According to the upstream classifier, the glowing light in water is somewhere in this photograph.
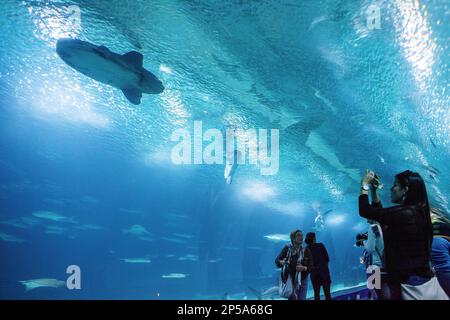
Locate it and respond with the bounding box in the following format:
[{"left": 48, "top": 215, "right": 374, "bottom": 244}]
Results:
[
  {"left": 263, "top": 234, "right": 290, "bottom": 243},
  {"left": 394, "top": 0, "right": 436, "bottom": 92},
  {"left": 268, "top": 201, "right": 305, "bottom": 217},
  {"left": 162, "top": 273, "right": 187, "bottom": 279},
  {"left": 241, "top": 181, "right": 277, "bottom": 203},
  {"left": 352, "top": 221, "right": 368, "bottom": 232},
  {"left": 159, "top": 64, "right": 173, "bottom": 74},
  {"left": 30, "top": 4, "right": 82, "bottom": 46},
  {"left": 326, "top": 214, "right": 346, "bottom": 226},
  {"left": 143, "top": 148, "right": 172, "bottom": 166},
  {"left": 160, "top": 89, "right": 191, "bottom": 126},
  {"left": 32, "top": 83, "right": 110, "bottom": 129}
]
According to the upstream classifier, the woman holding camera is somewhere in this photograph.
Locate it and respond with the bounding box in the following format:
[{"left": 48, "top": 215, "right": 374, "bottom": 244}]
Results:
[{"left": 359, "top": 170, "right": 447, "bottom": 300}]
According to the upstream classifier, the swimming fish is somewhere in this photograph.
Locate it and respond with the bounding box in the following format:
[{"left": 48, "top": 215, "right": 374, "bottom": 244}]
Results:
[{"left": 56, "top": 38, "right": 164, "bottom": 105}]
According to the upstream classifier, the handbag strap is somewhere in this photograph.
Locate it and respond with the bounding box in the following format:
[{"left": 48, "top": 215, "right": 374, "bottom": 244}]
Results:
[{"left": 281, "top": 245, "right": 298, "bottom": 287}]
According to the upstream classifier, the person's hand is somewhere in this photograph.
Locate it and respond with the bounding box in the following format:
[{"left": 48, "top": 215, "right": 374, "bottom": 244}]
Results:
[
  {"left": 370, "top": 173, "right": 382, "bottom": 190},
  {"left": 279, "top": 259, "right": 287, "bottom": 266},
  {"left": 361, "top": 169, "right": 375, "bottom": 186},
  {"left": 296, "top": 264, "right": 307, "bottom": 272}
]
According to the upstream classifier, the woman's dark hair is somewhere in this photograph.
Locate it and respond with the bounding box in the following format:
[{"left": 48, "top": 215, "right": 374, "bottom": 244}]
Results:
[
  {"left": 395, "top": 171, "right": 432, "bottom": 242},
  {"left": 305, "top": 232, "right": 316, "bottom": 246},
  {"left": 395, "top": 170, "right": 429, "bottom": 210}
]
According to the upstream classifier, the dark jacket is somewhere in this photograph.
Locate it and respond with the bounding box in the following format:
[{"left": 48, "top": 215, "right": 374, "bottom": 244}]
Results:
[
  {"left": 307, "top": 243, "right": 331, "bottom": 281},
  {"left": 359, "top": 194, "right": 433, "bottom": 282},
  {"left": 275, "top": 244, "right": 313, "bottom": 282}
]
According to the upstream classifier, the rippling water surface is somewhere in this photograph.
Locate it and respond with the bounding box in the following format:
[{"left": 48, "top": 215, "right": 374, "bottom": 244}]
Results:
[{"left": 0, "top": 0, "right": 448, "bottom": 299}]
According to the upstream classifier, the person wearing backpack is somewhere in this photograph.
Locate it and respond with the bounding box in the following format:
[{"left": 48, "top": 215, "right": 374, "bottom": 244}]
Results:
[
  {"left": 305, "top": 232, "right": 332, "bottom": 300},
  {"left": 363, "top": 220, "right": 389, "bottom": 299},
  {"left": 355, "top": 232, "right": 375, "bottom": 300},
  {"left": 275, "top": 229, "right": 313, "bottom": 300}
]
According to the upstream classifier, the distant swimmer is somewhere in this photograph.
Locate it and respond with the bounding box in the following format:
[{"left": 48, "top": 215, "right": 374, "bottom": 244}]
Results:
[
  {"left": 56, "top": 38, "right": 164, "bottom": 105},
  {"left": 224, "top": 150, "right": 241, "bottom": 184},
  {"left": 314, "top": 209, "right": 332, "bottom": 232}
]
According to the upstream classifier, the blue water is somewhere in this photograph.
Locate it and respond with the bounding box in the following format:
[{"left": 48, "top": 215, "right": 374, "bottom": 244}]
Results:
[{"left": 0, "top": 0, "right": 449, "bottom": 299}]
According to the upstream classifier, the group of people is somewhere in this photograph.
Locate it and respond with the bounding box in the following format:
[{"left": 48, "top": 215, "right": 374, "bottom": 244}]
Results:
[
  {"left": 275, "top": 230, "right": 332, "bottom": 300},
  {"left": 275, "top": 169, "right": 450, "bottom": 300}
]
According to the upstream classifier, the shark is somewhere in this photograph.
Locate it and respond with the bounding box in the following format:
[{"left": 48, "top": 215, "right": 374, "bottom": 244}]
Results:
[
  {"left": 306, "top": 131, "right": 360, "bottom": 182},
  {"left": 263, "top": 234, "right": 290, "bottom": 243},
  {"left": 32, "top": 211, "right": 76, "bottom": 224},
  {"left": 44, "top": 225, "right": 67, "bottom": 235},
  {"left": 172, "top": 233, "right": 194, "bottom": 239},
  {"left": 0, "top": 233, "right": 25, "bottom": 243},
  {"left": 208, "top": 258, "right": 223, "bottom": 264},
  {"left": 248, "top": 286, "right": 280, "bottom": 300},
  {"left": 161, "top": 273, "right": 188, "bottom": 279},
  {"left": 56, "top": 38, "right": 164, "bottom": 105},
  {"left": 121, "top": 258, "right": 152, "bottom": 264},
  {"left": 19, "top": 278, "right": 66, "bottom": 292},
  {"left": 0, "top": 219, "right": 28, "bottom": 229},
  {"left": 178, "top": 254, "right": 198, "bottom": 262},
  {"left": 122, "top": 224, "right": 151, "bottom": 236},
  {"left": 75, "top": 224, "right": 104, "bottom": 231}
]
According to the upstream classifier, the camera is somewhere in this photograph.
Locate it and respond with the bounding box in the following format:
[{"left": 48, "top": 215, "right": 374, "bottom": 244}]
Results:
[
  {"left": 366, "top": 169, "right": 383, "bottom": 190},
  {"left": 371, "top": 173, "right": 383, "bottom": 189},
  {"left": 355, "top": 232, "right": 368, "bottom": 247}
]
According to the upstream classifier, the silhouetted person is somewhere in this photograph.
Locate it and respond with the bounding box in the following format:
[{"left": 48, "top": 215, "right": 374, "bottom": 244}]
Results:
[{"left": 305, "top": 232, "right": 332, "bottom": 300}]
